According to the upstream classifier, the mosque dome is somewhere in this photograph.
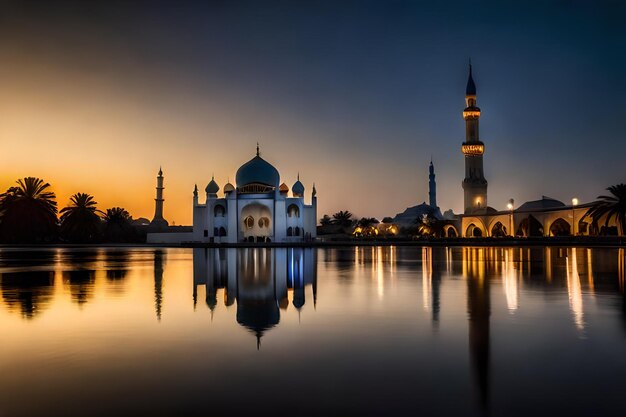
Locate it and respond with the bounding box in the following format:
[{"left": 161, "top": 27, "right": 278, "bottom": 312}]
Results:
[
  {"left": 279, "top": 183, "right": 289, "bottom": 194},
  {"left": 205, "top": 177, "right": 220, "bottom": 194},
  {"left": 235, "top": 154, "right": 280, "bottom": 189},
  {"left": 292, "top": 177, "right": 305, "bottom": 196},
  {"left": 224, "top": 182, "right": 235, "bottom": 194}
]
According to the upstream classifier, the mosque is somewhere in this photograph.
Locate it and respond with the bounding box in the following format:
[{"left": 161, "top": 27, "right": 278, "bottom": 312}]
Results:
[
  {"left": 147, "top": 146, "right": 317, "bottom": 243},
  {"left": 192, "top": 145, "right": 317, "bottom": 243}
]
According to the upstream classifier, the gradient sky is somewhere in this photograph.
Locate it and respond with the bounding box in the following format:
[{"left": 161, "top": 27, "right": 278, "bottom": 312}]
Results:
[{"left": 1, "top": 0, "right": 625, "bottom": 224}]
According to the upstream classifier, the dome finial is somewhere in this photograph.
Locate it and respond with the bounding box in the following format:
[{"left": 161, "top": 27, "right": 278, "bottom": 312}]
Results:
[
  {"left": 297, "top": 172, "right": 300, "bottom": 181},
  {"left": 256, "top": 142, "right": 260, "bottom": 157}
]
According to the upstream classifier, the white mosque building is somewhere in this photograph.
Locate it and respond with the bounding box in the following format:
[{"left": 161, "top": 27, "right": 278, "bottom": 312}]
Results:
[
  {"left": 148, "top": 146, "right": 317, "bottom": 244},
  {"left": 192, "top": 146, "right": 317, "bottom": 243}
]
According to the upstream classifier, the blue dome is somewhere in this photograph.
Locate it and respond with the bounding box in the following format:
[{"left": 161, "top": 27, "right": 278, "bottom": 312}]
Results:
[
  {"left": 205, "top": 178, "right": 219, "bottom": 194},
  {"left": 292, "top": 180, "right": 305, "bottom": 195},
  {"left": 236, "top": 155, "right": 280, "bottom": 188}
]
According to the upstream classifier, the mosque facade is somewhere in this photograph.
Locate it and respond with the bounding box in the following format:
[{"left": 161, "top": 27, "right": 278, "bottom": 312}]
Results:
[{"left": 192, "top": 146, "right": 317, "bottom": 243}]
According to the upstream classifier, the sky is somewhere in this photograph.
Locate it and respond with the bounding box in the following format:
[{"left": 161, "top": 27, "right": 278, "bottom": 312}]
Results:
[{"left": 1, "top": 0, "right": 625, "bottom": 224}]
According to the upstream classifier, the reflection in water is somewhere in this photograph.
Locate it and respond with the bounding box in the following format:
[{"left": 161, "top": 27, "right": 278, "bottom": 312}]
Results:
[
  {"left": 193, "top": 248, "right": 317, "bottom": 348},
  {"left": 463, "top": 248, "right": 490, "bottom": 410},
  {"left": 1, "top": 247, "right": 626, "bottom": 416},
  {"left": 566, "top": 248, "right": 585, "bottom": 333},
  {"left": 503, "top": 248, "right": 519, "bottom": 312},
  {"left": 154, "top": 250, "right": 165, "bottom": 321},
  {"left": 0, "top": 270, "right": 55, "bottom": 319}
]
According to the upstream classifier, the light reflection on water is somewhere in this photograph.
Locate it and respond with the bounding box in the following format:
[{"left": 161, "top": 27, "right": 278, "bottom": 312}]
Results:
[{"left": 0, "top": 246, "right": 625, "bottom": 417}]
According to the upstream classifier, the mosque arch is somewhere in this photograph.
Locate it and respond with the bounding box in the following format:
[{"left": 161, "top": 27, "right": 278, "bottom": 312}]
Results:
[
  {"left": 444, "top": 225, "right": 458, "bottom": 238},
  {"left": 219, "top": 227, "right": 227, "bottom": 237},
  {"left": 287, "top": 227, "right": 293, "bottom": 236},
  {"left": 294, "top": 227, "right": 301, "bottom": 236},
  {"left": 548, "top": 218, "right": 571, "bottom": 236},
  {"left": 490, "top": 221, "right": 508, "bottom": 237},
  {"left": 241, "top": 204, "right": 272, "bottom": 239},
  {"left": 465, "top": 223, "right": 483, "bottom": 238},
  {"left": 214, "top": 205, "right": 226, "bottom": 217},
  {"left": 516, "top": 215, "right": 543, "bottom": 237},
  {"left": 287, "top": 204, "right": 300, "bottom": 218}
]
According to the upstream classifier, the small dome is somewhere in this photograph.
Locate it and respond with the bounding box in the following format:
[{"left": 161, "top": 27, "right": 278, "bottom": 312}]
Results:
[
  {"left": 292, "top": 180, "right": 305, "bottom": 196},
  {"left": 279, "top": 183, "right": 289, "bottom": 193},
  {"left": 236, "top": 154, "right": 280, "bottom": 189},
  {"left": 205, "top": 178, "right": 220, "bottom": 194},
  {"left": 224, "top": 182, "right": 235, "bottom": 193}
]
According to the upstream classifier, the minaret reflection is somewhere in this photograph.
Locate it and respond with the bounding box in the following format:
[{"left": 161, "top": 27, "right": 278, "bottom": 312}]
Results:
[
  {"left": 463, "top": 247, "right": 490, "bottom": 410},
  {"left": 192, "top": 248, "right": 317, "bottom": 348},
  {"left": 422, "top": 247, "right": 443, "bottom": 329},
  {"left": 154, "top": 250, "right": 165, "bottom": 321}
]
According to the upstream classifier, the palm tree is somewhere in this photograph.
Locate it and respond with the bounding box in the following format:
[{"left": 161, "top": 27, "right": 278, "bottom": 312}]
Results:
[
  {"left": 60, "top": 193, "right": 103, "bottom": 242},
  {"left": 0, "top": 177, "right": 58, "bottom": 243},
  {"left": 332, "top": 210, "right": 354, "bottom": 227},
  {"left": 103, "top": 207, "right": 136, "bottom": 242},
  {"left": 584, "top": 184, "right": 626, "bottom": 235},
  {"left": 320, "top": 214, "right": 333, "bottom": 226}
]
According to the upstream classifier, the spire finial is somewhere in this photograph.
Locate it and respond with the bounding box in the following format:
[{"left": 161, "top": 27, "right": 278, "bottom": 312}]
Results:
[
  {"left": 193, "top": 184, "right": 198, "bottom": 196},
  {"left": 297, "top": 172, "right": 300, "bottom": 181},
  {"left": 158, "top": 166, "right": 163, "bottom": 176},
  {"left": 256, "top": 142, "right": 260, "bottom": 157}
]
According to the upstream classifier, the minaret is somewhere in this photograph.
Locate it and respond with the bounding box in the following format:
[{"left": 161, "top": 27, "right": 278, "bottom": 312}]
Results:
[
  {"left": 150, "top": 167, "right": 169, "bottom": 227},
  {"left": 461, "top": 62, "right": 488, "bottom": 213},
  {"left": 429, "top": 159, "right": 437, "bottom": 209}
]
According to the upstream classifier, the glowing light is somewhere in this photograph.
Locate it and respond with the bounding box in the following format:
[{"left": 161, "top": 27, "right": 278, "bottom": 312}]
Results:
[
  {"left": 572, "top": 198, "right": 579, "bottom": 206},
  {"left": 462, "top": 143, "right": 484, "bottom": 155},
  {"left": 566, "top": 248, "right": 585, "bottom": 333}
]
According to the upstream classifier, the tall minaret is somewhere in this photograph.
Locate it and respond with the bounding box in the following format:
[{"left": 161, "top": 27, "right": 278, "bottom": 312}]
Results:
[
  {"left": 429, "top": 159, "right": 437, "bottom": 209},
  {"left": 150, "top": 167, "right": 169, "bottom": 227},
  {"left": 461, "top": 62, "right": 488, "bottom": 213}
]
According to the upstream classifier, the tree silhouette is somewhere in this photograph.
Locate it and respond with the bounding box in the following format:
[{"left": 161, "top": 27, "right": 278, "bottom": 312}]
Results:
[
  {"left": 0, "top": 177, "right": 58, "bottom": 243},
  {"left": 60, "top": 193, "right": 103, "bottom": 242},
  {"left": 103, "top": 207, "right": 136, "bottom": 242},
  {"left": 332, "top": 210, "right": 354, "bottom": 227},
  {"left": 585, "top": 184, "right": 626, "bottom": 235}
]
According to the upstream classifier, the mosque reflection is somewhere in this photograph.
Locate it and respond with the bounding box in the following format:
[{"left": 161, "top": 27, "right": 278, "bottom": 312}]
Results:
[{"left": 193, "top": 248, "right": 317, "bottom": 348}]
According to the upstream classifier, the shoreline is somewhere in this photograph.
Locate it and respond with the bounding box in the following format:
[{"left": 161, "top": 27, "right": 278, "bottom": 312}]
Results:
[{"left": 0, "top": 237, "right": 624, "bottom": 249}]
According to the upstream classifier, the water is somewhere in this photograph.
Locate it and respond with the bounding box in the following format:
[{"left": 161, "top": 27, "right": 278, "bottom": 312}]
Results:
[{"left": 0, "top": 246, "right": 625, "bottom": 417}]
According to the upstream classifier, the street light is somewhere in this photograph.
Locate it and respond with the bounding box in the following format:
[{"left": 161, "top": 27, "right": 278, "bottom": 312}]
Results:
[
  {"left": 572, "top": 198, "right": 579, "bottom": 236},
  {"left": 507, "top": 198, "right": 514, "bottom": 237}
]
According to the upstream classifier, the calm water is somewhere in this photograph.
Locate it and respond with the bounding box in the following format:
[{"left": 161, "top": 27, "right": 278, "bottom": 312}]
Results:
[{"left": 0, "top": 246, "right": 625, "bottom": 417}]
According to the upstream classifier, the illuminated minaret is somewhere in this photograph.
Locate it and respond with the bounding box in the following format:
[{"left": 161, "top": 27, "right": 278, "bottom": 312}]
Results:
[
  {"left": 150, "top": 167, "right": 169, "bottom": 228},
  {"left": 429, "top": 159, "right": 437, "bottom": 209},
  {"left": 461, "top": 63, "right": 488, "bottom": 213}
]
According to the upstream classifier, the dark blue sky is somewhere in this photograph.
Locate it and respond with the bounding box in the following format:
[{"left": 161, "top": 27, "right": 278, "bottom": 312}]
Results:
[{"left": 1, "top": 0, "right": 625, "bottom": 221}]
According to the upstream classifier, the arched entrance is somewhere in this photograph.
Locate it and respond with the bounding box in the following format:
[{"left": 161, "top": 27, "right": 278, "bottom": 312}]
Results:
[
  {"left": 466, "top": 223, "right": 483, "bottom": 238},
  {"left": 549, "top": 218, "right": 571, "bottom": 236},
  {"left": 240, "top": 204, "right": 272, "bottom": 241},
  {"left": 445, "top": 225, "right": 458, "bottom": 238},
  {"left": 517, "top": 215, "right": 543, "bottom": 237},
  {"left": 490, "top": 222, "right": 507, "bottom": 237}
]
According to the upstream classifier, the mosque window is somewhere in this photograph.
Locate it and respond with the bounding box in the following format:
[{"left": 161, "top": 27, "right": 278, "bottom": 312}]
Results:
[
  {"left": 287, "top": 227, "right": 293, "bottom": 236},
  {"left": 258, "top": 217, "right": 270, "bottom": 228},
  {"left": 244, "top": 216, "right": 254, "bottom": 229},
  {"left": 214, "top": 205, "right": 226, "bottom": 217},
  {"left": 203, "top": 230, "right": 208, "bottom": 237},
  {"left": 294, "top": 226, "right": 301, "bottom": 236},
  {"left": 288, "top": 204, "right": 300, "bottom": 218}
]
